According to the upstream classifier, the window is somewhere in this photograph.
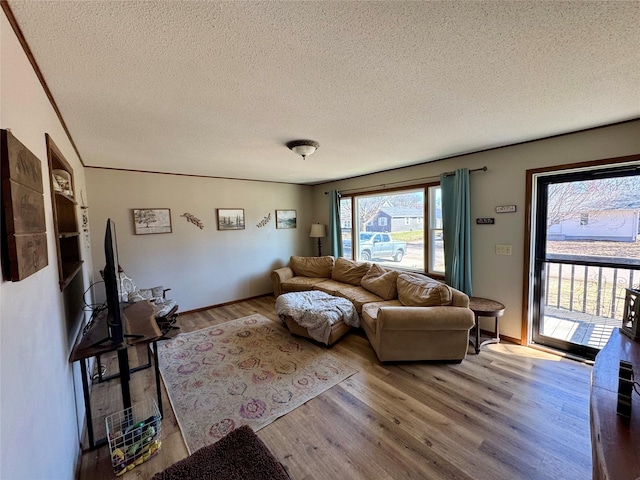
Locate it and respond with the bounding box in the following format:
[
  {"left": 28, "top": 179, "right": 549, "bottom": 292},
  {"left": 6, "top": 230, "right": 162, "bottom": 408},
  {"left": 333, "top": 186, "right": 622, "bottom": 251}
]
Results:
[
  {"left": 339, "top": 185, "right": 443, "bottom": 275},
  {"left": 580, "top": 212, "right": 589, "bottom": 226},
  {"left": 428, "top": 186, "right": 444, "bottom": 274},
  {"left": 340, "top": 197, "right": 353, "bottom": 257}
]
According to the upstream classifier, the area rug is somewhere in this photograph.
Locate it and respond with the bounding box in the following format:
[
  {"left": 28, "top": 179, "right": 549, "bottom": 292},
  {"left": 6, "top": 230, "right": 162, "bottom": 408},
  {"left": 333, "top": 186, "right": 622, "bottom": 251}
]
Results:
[{"left": 157, "top": 314, "right": 357, "bottom": 453}]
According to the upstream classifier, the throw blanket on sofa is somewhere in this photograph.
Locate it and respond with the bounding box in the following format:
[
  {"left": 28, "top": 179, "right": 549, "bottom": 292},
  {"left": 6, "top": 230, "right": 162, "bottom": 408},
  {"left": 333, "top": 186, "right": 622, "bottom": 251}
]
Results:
[{"left": 275, "top": 290, "right": 360, "bottom": 344}]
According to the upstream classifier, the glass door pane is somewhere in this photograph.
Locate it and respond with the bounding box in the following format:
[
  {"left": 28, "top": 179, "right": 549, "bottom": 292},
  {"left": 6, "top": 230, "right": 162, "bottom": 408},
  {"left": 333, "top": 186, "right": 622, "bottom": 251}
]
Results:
[{"left": 532, "top": 168, "right": 640, "bottom": 359}]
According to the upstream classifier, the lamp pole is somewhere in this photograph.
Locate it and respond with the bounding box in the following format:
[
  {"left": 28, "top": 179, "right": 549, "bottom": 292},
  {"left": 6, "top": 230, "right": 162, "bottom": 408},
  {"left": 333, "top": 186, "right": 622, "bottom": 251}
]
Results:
[{"left": 309, "top": 224, "right": 327, "bottom": 257}]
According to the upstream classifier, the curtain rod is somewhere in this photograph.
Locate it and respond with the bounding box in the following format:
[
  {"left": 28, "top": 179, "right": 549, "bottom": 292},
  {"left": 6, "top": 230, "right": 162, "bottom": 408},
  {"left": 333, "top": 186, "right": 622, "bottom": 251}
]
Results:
[{"left": 324, "top": 166, "right": 487, "bottom": 195}]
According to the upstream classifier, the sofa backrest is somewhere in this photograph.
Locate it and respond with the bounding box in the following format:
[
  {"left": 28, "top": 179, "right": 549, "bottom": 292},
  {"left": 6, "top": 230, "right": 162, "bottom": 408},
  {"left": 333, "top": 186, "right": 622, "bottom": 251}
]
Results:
[
  {"left": 290, "top": 255, "right": 335, "bottom": 278},
  {"left": 379, "top": 267, "right": 469, "bottom": 307},
  {"left": 332, "top": 257, "right": 371, "bottom": 286}
]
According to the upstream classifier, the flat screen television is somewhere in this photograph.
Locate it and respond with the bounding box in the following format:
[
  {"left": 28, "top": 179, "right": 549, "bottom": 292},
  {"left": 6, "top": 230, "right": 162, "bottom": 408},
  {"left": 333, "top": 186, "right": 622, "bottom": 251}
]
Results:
[{"left": 102, "top": 218, "right": 124, "bottom": 344}]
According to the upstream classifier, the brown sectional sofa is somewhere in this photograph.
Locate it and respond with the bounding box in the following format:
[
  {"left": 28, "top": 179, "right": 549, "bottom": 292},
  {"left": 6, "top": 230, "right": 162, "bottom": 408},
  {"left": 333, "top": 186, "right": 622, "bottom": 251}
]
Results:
[{"left": 271, "top": 256, "right": 475, "bottom": 362}]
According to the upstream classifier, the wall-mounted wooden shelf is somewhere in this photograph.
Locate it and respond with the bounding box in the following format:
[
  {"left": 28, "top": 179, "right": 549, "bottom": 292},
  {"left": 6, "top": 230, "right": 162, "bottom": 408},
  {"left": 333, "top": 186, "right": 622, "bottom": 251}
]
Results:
[{"left": 46, "top": 134, "right": 83, "bottom": 290}]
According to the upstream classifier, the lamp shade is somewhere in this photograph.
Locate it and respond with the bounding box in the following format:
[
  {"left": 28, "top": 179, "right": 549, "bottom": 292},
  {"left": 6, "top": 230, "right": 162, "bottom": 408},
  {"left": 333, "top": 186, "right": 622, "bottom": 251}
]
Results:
[
  {"left": 291, "top": 144, "right": 317, "bottom": 157},
  {"left": 286, "top": 140, "right": 320, "bottom": 160},
  {"left": 309, "top": 223, "right": 327, "bottom": 238}
]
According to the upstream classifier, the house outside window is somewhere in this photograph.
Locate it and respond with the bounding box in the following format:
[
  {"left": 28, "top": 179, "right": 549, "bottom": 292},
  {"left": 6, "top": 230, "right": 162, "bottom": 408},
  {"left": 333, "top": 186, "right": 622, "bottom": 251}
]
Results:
[{"left": 339, "top": 185, "right": 443, "bottom": 275}]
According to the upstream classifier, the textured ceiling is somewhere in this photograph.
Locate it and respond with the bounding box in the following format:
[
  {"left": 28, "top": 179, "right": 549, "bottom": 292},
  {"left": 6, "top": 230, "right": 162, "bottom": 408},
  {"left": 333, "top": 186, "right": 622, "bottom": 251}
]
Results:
[{"left": 6, "top": 1, "right": 640, "bottom": 184}]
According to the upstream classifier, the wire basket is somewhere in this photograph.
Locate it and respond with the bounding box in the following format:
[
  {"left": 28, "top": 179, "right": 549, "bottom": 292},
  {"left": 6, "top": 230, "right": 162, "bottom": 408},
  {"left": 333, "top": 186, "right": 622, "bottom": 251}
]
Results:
[{"left": 105, "top": 400, "right": 162, "bottom": 476}]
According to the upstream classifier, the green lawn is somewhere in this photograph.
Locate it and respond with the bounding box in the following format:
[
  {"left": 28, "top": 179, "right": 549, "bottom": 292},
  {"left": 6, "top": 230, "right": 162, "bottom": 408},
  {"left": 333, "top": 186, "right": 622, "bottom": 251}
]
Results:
[{"left": 389, "top": 230, "right": 423, "bottom": 242}]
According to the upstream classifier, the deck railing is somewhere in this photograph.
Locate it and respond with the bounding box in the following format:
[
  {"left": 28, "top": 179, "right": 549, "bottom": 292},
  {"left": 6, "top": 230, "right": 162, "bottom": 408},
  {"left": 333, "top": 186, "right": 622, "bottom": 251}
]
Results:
[{"left": 544, "top": 255, "right": 640, "bottom": 320}]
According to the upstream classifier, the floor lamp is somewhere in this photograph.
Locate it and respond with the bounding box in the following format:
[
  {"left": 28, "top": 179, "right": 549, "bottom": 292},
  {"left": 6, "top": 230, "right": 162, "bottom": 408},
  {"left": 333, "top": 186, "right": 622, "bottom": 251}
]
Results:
[{"left": 309, "top": 224, "right": 327, "bottom": 257}]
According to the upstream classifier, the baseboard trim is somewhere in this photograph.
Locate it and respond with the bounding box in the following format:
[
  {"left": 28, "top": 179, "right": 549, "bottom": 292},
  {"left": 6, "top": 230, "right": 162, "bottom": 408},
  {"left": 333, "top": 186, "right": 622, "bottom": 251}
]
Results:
[
  {"left": 477, "top": 329, "right": 520, "bottom": 346},
  {"left": 178, "top": 293, "right": 274, "bottom": 315}
]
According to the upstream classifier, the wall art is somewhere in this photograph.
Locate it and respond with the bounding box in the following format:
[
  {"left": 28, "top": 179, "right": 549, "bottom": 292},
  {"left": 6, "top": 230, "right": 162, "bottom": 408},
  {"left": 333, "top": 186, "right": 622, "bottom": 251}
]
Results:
[
  {"left": 181, "top": 213, "right": 204, "bottom": 229},
  {"left": 276, "top": 209, "right": 297, "bottom": 229},
  {"left": 133, "top": 208, "right": 172, "bottom": 234},
  {"left": 257, "top": 213, "right": 271, "bottom": 228},
  {"left": 217, "top": 208, "right": 245, "bottom": 230},
  {"left": 1, "top": 129, "right": 48, "bottom": 281}
]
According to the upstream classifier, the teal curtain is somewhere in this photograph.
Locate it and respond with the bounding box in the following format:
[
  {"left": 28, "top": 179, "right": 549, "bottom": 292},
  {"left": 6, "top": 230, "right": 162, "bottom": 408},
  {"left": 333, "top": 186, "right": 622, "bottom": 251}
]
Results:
[
  {"left": 439, "top": 168, "right": 473, "bottom": 296},
  {"left": 329, "top": 190, "right": 343, "bottom": 258}
]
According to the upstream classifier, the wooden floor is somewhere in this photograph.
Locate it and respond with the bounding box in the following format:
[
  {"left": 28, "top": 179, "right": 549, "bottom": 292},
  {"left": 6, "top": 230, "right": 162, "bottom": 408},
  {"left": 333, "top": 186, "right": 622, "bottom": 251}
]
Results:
[{"left": 78, "top": 296, "right": 593, "bottom": 480}]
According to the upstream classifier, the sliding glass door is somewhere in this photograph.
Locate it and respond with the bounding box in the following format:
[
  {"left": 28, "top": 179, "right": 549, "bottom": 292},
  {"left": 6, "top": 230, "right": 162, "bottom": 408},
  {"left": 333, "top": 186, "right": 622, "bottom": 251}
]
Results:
[{"left": 532, "top": 166, "right": 640, "bottom": 359}]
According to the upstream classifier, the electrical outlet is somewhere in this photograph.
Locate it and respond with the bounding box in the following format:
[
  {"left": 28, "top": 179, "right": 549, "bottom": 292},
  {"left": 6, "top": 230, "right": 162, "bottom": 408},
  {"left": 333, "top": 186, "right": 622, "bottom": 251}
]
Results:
[{"left": 496, "top": 244, "right": 512, "bottom": 255}]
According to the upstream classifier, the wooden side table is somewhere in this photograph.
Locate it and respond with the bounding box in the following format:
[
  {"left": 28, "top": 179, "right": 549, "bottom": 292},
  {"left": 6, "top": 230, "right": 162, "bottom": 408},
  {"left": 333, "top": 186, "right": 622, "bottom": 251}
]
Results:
[{"left": 469, "top": 297, "right": 505, "bottom": 354}]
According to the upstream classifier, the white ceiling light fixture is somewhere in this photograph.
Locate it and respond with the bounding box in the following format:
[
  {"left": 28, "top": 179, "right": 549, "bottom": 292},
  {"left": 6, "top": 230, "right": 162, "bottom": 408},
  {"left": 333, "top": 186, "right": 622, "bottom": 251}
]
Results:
[{"left": 286, "top": 140, "right": 320, "bottom": 160}]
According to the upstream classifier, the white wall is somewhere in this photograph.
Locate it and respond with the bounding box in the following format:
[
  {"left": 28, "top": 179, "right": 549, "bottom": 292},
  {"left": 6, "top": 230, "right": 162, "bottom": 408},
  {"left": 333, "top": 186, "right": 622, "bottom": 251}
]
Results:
[
  {"left": 85, "top": 169, "right": 314, "bottom": 311},
  {"left": 1, "top": 13, "right": 93, "bottom": 480},
  {"left": 313, "top": 120, "right": 640, "bottom": 341}
]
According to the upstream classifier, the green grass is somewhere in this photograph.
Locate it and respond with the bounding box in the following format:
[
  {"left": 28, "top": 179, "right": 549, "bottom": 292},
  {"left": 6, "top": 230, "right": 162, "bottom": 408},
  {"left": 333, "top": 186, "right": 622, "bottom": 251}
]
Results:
[
  {"left": 389, "top": 230, "right": 424, "bottom": 243},
  {"left": 546, "top": 276, "right": 628, "bottom": 319}
]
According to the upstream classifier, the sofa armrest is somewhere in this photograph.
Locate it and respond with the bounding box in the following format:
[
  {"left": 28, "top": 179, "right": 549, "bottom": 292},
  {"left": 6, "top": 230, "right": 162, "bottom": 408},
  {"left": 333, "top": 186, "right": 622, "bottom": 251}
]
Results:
[
  {"left": 271, "top": 267, "right": 294, "bottom": 297},
  {"left": 377, "top": 306, "right": 475, "bottom": 331},
  {"left": 450, "top": 289, "right": 470, "bottom": 308}
]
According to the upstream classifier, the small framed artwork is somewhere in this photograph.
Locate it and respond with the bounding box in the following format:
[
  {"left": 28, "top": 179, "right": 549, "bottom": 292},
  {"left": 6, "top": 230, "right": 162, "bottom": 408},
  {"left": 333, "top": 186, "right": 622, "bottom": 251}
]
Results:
[
  {"left": 276, "top": 209, "right": 297, "bottom": 229},
  {"left": 217, "top": 208, "right": 245, "bottom": 230},
  {"left": 133, "top": 208, "right": 172, "bottom": 235}
]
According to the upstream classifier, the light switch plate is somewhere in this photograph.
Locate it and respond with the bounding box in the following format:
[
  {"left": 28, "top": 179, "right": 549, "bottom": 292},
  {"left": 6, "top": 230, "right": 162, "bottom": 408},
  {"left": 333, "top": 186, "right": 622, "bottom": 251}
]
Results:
[{"left": 496, "top": 244, "right": 512, "bottom": 255}]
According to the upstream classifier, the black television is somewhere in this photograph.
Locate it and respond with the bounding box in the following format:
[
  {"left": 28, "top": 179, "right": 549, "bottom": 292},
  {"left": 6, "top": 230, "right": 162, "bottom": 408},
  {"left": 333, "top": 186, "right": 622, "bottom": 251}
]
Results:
[{"left": 102, "top": 218, "right": 124, "bottom": 344}]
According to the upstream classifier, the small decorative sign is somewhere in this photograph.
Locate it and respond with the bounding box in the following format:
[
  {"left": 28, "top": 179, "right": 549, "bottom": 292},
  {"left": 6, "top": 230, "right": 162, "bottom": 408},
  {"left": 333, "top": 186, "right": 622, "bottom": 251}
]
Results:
[
  {"left": 496, "top": 205, "right": 517, "bottom": 213},
  {"left": 476, "top": 218, "right": 495, "bottom": 225}
]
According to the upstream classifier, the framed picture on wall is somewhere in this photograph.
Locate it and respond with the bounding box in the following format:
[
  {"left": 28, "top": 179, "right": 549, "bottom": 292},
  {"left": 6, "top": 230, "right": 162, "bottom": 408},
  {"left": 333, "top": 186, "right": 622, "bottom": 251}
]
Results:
[
  {"left": 217, "top": 208, "right": 245, "bottom": 230},
  {"left": 133, "top": 208, "right": 172, "bottom": 235},
  {"left": 276, "top": 209, "right": 297, "bottom": 229}
]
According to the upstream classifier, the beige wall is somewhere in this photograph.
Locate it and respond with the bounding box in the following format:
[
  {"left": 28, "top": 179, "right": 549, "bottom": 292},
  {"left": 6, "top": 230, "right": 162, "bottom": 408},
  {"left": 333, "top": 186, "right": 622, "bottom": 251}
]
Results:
[
  {"left": 313, "top": 120, "right": 640, "bottom": 341},
  {"left": 85, "top": 169, "right": 314, "bottom": 311},
  {"left": 2, "top": 4, "right": 639, "bottom": 477},
  {"left": 1, "top": 13, "right": 93, "bottom": 480}
]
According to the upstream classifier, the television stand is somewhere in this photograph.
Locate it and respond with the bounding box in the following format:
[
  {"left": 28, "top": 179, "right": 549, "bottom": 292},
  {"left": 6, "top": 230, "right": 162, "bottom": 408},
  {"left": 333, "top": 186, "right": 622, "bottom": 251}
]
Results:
[
  {"left": 591, "top": 327, "right": 640, "bottom": 479},
  {"left": 90, "top": 331, "right": 144, "bottom": 349},
  {"left": 70, "top": 300, "right": 162, "bottom": 450}
]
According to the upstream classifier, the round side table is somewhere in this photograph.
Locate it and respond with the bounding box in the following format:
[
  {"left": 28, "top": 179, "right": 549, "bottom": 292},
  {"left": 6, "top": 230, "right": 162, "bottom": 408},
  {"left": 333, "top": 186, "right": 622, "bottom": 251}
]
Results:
[{"left": 469, "top": 297, "right": 505, "bottom": 354}]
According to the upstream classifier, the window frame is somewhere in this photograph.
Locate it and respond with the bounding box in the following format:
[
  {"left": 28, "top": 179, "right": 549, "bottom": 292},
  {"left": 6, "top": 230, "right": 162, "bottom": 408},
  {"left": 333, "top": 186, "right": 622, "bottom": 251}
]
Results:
[{"left": 338, "top": 182, "right": 443, "bottom": 278}]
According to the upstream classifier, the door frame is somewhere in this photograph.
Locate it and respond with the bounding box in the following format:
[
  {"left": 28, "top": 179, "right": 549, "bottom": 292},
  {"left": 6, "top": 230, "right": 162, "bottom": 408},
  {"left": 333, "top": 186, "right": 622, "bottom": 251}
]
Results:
[{"left": 522, "top": 154, "right": 640, "bottom": 349}]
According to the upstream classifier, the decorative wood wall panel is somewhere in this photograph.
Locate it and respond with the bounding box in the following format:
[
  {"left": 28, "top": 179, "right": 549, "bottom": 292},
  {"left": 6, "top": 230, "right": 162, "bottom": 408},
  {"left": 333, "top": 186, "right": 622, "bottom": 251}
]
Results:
[{"left": 1, "top": 129, "right": 48, "bottom": 281}]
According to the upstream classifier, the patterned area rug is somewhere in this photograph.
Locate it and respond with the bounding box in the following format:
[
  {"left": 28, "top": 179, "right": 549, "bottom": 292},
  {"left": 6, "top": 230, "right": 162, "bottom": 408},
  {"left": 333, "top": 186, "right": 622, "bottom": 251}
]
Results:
[{"left": 157, "top": 314, "right": 357, "bottom": 453}]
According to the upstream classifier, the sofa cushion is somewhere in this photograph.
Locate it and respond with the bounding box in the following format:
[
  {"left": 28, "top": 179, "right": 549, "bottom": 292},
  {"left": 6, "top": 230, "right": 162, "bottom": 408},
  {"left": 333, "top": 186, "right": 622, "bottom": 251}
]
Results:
[
  {"left": 312, "top": 279, "right": 356, "bottom": 296},
  {"left": 331, "top": 258, "right": 370, "bottom": 286},
  {"left": 335, "top": 286, "right": 383, "bottom": 314},
  {"left": 397, "top": 274, "right": 453, "bottom": 307},
  {"left": 290, "top": 256, "right": 334, "bottom": 278},
  {"left": 361, "top": 300, "right": 403, "bottom": 334},
  {"left": 360, "top": 264, "right": 399, "bottom": 300},
  {"left": 282, "top": 276, "right": 328, "bottom": 292}
]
